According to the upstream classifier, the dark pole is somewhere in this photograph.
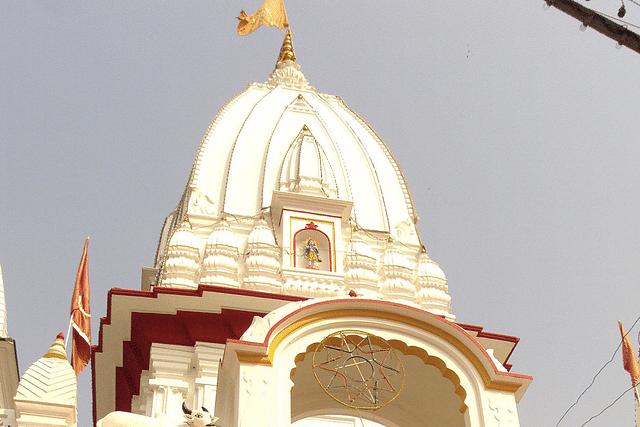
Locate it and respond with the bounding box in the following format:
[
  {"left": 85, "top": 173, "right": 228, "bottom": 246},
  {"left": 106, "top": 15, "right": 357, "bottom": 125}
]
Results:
[{"left": 545, "top": 0, "right": 640, "bottom": 54}]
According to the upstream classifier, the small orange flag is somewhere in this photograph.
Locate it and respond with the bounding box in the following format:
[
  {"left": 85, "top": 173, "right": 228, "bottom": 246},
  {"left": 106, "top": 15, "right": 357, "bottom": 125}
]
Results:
[
  {"left": 618, "top": 320, "right": 640, "bottom": 393},
  {"left": 70, "top": 238, "right": 91, "bottom": 377},
  {"left": 237, "top": 0, "right": 289, "bottom": 36}
]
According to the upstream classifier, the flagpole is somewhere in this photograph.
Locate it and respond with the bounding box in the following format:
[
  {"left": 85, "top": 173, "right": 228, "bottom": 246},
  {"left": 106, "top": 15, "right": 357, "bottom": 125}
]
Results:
[
  {"left": 64, "top": 316, "right": 73, "bottom": 350},
  {"left": 635, "top": 385, "right": 639, "bottom": 427}
]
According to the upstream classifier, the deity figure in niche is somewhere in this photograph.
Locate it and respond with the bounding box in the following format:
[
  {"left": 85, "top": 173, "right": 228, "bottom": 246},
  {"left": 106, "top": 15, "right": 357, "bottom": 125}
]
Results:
[{"left": 303, "top": 238, "right": 322, "bottom": 269}]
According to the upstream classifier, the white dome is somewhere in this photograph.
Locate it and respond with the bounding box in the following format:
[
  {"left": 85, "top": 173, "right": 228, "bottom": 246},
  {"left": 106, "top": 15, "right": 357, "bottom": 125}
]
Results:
[
  {"left": 15, "top": 334, "right": 77, "bottom": 406},
  {"left": 183, "top": 36, "right": 419, "bottom": 243},
  {"left": 150, "top": 33, "right": 453, "bottom": 315}
]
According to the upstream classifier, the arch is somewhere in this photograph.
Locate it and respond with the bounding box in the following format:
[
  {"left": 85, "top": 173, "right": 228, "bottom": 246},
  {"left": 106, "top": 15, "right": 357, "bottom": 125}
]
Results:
[
  {"left": 222, "top": 299, "right": 531, "bottom": 427},
  {"left": 241, "top": 300, "right": 529, "bottom": 393}
]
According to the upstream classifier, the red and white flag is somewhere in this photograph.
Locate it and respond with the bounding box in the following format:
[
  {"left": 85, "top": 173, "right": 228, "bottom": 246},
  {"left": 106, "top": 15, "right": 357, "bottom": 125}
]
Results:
[{"left": 70, "top": 238, "right": 91, "bottom": 377}]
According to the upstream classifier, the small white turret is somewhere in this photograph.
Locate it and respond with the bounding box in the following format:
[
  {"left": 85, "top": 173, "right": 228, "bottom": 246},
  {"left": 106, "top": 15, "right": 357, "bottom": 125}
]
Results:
[
  {"left": 344, "top": 228, "right": 379, "bottom": 298},
  {"left": 414, "top": 248, "right": 454, "bottom": 321},
  {"left": 279, "top": 125, "right": 337, "bottom": 198},
  {"left": 379, "top": 238, "right": 415, "bottom": 304},
  {"left": 201, "top": 218, "right": 239, "bottom": 288},
  {"left": 161, "top": 217, "right": 200, "bottom": 289},
  {"left": 243, "top": 217, "right": 282, "bottom": 293},
  {"left": 14, "top": 333, "right": 77, "bottom": 427}
]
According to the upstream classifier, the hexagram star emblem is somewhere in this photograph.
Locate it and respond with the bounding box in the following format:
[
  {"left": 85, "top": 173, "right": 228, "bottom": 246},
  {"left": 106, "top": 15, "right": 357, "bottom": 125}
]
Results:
[{"left": 313, "top": 331, "right": 404, "bottom": 409}]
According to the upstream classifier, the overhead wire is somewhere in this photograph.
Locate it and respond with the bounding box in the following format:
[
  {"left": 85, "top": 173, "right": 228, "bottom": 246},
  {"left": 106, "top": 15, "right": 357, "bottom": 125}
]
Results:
[
  {"left": 555, "top": 314, "right": 640, "bottom": 427},
  {"left": 579, "top": 384, "right": 636, "bottom": 426}
]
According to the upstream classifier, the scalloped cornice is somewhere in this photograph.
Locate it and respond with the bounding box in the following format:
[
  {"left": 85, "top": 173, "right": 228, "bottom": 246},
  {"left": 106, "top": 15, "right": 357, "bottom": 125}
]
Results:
[{"left": 266, "top": 61, "right": 314, "bottom": 90}]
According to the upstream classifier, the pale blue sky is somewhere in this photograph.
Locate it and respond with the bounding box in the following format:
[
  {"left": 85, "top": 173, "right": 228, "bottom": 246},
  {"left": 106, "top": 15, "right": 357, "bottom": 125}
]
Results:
[{"left": 2, "top": 1, "right": 640, "bottom": 426}]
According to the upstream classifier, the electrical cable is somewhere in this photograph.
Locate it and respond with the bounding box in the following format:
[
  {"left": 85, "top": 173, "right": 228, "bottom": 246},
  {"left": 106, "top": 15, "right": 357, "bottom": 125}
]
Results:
[
  {"left": 580, "top": 384, "right": 636, "bottom": 426},
  {"left": 555, "top": 315, "right": 640, "bottom": 427}
]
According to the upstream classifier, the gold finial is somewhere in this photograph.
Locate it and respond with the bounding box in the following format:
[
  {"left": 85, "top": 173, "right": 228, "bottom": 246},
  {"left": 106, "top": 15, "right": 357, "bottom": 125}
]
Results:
[
  {"left": 44, "top": 333, "right": 68, "bottom": 360},
  {"left": 387, "top": 237, "right": 393, "bottom": 243},
  {"left": 421, "top": 245, "right": 426, "bottom": 254},
  {"left": 277, "top": 29, "right": 296, "bottom": 63},
  {"left": 302, "top": 124, "right": 309, "bottom": 131},
  {"left": 297, "top": 94, "right": 303, "bottom": 100}
]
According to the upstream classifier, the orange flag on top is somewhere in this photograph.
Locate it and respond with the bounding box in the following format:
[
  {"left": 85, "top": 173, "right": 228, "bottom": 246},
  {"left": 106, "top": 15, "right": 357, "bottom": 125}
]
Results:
[
  {"left": 237, "top": 0, "right": 289, "bottom": 36},
  {"left": 70, "top": 238, "right": 91, "bottom": 377},
  {"left": 618, "top": 320, "right": 640, "bottom": 395}
]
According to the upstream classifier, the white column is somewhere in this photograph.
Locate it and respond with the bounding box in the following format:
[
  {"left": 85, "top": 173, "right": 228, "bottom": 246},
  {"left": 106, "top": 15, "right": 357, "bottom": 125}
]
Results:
[
  {"left": 193, "top": 342, "right": 225, "bottom": 413},
  {"left": 146, "top": 344, "right": 193, "bottom": 421}
]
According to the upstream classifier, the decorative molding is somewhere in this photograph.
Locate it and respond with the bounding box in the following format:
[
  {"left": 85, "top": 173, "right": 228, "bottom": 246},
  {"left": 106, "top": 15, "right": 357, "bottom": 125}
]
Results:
[
  {"left": 239, "top": 371, "right": 272, "bottom": 427},
  {"left": 188, "top": 188, "right": 218, "bottom": 217},
  {"left": 489, "top": 397, "right": 517, "bottom": 427},
  {"left": 393, "top": 217, "right": 416, "bottom": 241},
  {"left": 282, "top": 271, "right": 345, "bottom": 298},
  {"left": 236, "top": 299, "right": 532, "bottom": 397},
  {"left": 287, "top": 94, "right": 316, "bottom": 114},
  {"left": 266, "top": 61, "right": 313, "bottom": 91}
]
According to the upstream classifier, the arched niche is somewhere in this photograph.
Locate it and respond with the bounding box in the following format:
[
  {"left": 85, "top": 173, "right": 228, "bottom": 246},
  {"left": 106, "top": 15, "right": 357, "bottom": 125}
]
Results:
[
  {"left": 293, "top": 223, "right": 332, "bottom": 272},
  {"left": 289, "top": 337, "right": 467, "bottom": 427}
]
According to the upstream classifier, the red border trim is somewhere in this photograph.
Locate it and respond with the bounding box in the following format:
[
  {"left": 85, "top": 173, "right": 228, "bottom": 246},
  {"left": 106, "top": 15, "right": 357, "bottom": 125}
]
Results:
[
  {"left": 279, "top": 208, "right": 342, "bottom": 226},
  {"left": 91, "top": 285, "right": 306, "bottom": 425},
  {"left": 456, "top": 322, "right": 520, "bottom": 370},
  {"left": 234, "top": 298, "right": 531, "bottom": 382}
]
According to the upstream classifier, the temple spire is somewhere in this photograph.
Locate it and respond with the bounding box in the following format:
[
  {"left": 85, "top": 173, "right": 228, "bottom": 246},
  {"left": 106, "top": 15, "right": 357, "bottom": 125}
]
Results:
[
  {"left": 277, "top": 29, "right": 296, "bottom": 63},
  {"left": 267, "top": 28, "right": 311, "bottom": 89}
]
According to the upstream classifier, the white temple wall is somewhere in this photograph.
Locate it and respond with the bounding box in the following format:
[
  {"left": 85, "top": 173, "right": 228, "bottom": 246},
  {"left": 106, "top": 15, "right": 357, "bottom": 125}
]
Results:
[{"left": 214, "top": 305, "right": 526, "bottom": 427}]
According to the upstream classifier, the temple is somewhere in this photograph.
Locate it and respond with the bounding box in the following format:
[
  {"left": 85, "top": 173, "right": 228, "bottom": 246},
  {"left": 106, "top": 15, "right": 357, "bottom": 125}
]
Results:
[{"left": 2, "top": 31, "right": 532, "bottom": 427}]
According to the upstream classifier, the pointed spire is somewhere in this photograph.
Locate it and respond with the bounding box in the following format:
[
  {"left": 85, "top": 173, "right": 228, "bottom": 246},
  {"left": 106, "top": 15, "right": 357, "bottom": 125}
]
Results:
[
  {"left": 267, "top": 29, "right": 312, "bottom": 89},
  {"left": 44, "top": 333, "right": 68, "bottom": 360},
  {"left": 277, "top": 29, "right": 296, "bottom": 63}
]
